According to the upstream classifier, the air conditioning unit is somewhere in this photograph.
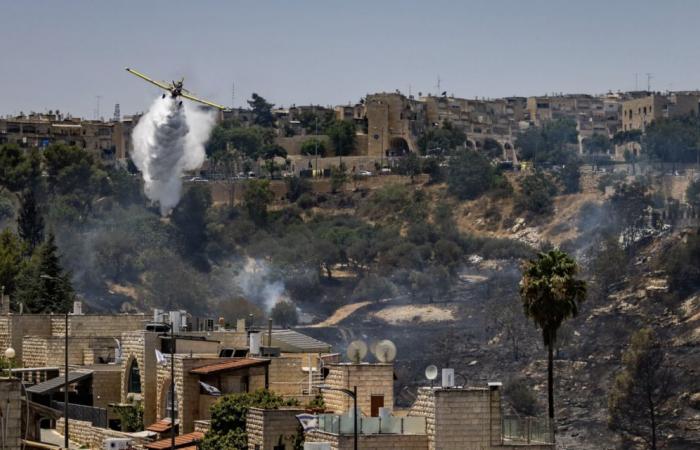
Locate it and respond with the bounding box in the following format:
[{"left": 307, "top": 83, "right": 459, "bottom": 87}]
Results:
[{"left": 104, "top": 438, "right": 133, "bottom": 449}]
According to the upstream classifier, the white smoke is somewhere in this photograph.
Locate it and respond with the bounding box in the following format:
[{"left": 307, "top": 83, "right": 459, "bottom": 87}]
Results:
[
  {"left": 130, "top": 96, "right": 216, "bottom": 215},
  {"left": 234, "top": 258, "right": 288, "bottom": 311}
]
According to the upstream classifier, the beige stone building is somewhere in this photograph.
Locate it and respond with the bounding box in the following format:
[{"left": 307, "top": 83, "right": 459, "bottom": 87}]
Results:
[
  {"left": 0, "top": 112, "right": 133, "bottom": 164},
  {"left": 621, "top": 92, "right": 700, "bottom": 132}
]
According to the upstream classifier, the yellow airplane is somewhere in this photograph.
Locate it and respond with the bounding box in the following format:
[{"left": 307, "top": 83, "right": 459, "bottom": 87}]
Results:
[{"left": 125, "top": 67, "right": 226, "bottom": 110}]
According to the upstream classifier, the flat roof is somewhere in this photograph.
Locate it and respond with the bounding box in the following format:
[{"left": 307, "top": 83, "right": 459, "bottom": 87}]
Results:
[
  {"left": 190, "top": 358, "right": 269, "bottom": 375},
  {"left": 271, "top": 329, "right": 331, "bottom": 353},
  {"left": 26, "top": 371, "right": 93, "bottom": 395}
]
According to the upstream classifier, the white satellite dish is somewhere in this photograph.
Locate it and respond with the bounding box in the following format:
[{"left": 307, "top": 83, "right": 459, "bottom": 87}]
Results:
[
  {"left": 347, "top": 340, "right": 368, "bottom": 363},
  {"left": 374, "top": 339, "right": 397, "bottom": 363},
  {"left": 425, "top": 365, "right": 438, "bottom": 381}
]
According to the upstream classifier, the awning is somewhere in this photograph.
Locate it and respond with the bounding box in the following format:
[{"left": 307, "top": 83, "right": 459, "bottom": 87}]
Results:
[
  {"left": 144, "top": 431, "right": 204, "bottom": 449},
  {"left": 146, "top": 418, "right": 177, "bottom": 433},
  {"left": 26, "top": 371, "right": 93, "bottom": 395}
]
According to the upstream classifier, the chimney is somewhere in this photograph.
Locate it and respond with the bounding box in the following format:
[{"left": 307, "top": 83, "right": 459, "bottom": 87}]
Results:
[{"left": 236, "top": 318, "right": 246, "bottom": 333}]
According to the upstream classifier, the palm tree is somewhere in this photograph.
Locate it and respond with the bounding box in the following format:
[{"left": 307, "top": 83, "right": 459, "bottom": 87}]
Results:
[{"left": 519, "top": 249, "right": 586, "bottom": 429}]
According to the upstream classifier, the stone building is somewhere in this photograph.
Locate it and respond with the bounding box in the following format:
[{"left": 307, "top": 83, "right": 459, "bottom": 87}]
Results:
[
  {"left": 621, "top": 92, "right": 700, "bottom": 132},
  {"left": 246, "top": 407, "right": 305, "bottom": 450},
  {"left": 365, "top": 92, "right": 425, "bottom": 157},
  {"left": 0, "top": 112, "right": 132, "bottom": 164},
  {"left": 322, "top": 363, "right": 394, "bottom": 417}
]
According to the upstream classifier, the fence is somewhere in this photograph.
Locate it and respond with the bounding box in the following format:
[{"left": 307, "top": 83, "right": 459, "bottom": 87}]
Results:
[
  {"left": 52, "top": 401, "right": 108, "bottom": 428},
  {"left": 317, "top": 414, "right": 426, "bottom": 435},
  {"left": 502, "top": 416, "right": 554, "bottom": 444}
]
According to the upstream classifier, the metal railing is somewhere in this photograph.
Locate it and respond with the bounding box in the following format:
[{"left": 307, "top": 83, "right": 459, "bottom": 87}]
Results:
[
  {"left": 52, "top": 401, "right": 108, "bottom": 428},
  {"left": 317, "top": 414, "right": 426, "bottom": 436},
  {"left": 502, "top": 416, "right": 554, "bottom": 444}
]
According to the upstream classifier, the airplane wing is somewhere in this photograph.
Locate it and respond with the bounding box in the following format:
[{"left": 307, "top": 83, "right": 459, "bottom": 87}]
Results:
[
  {"left": 125, "top": 67, "right": 173, "bottom": 91},
  {"left": 180, "top": 92, "right": 226, "bottom": 110}
]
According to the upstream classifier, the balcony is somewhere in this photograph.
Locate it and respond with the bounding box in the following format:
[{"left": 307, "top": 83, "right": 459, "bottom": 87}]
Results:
[{"left": 316, "top": 413, "right": 426, "bottom": 435}]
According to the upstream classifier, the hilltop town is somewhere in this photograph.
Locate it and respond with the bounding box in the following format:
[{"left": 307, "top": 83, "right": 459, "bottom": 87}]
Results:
[{"left": 0, "top": 85, "right": 700, "bottom": 450}]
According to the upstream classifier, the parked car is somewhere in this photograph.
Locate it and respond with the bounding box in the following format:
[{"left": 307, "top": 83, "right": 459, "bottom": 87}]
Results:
[{"left": 358, "top": 170, "right": 373, "bottom": 177}]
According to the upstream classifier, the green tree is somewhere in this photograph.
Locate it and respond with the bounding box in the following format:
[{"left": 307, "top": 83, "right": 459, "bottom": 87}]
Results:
[
  {"left": 686, "top": 179, "right": 700, "bottom": 208},
  {"left": 609, "top": 328, "right": 671, "bottom": 450},
  {"left": 270, "top": 301, "right": 298, "bottom": 328},
  {"left": 396, "top": 153, "right": 422, "bottom": 181},
  {"left": 0, "top": 230, "right": 24, "bottom": 300},
  {"left": 515, "top": 172, "right": 558, "bottom": 216},
  {"left": 300, "top": 138, "right": 327, "bottom": 157},
  {"left": 520, "top": 249, "right": 586, "bottom": 424},
  {"left": 557, "top": 159, "right": 582, "bottom": 194},
  {"left": 17, "top": 189, "right": 44, "bottom": 253},
  {"left": 248, "top": 93, "right": 275, "bottom": 127},
  {"left": 244, "top": 179, "right": 274, "bottom": 226},
  {"left": 584, "top": 133, "right": 611, "bottom": 154},
  {"left": 14, "top": 233, "right": 73, "bottom": 313},
  {"left": 516, "top": 118, "right": 578, "bottom": 165},
  {"left": 482, "top": 137, "right": 504, "bottom": 159},
  {"left": 325, "top": 120, "right": 356, "bottom": 156},
  {"left": 285, "top": 176, "right": 311, "bottom": 202},
  {"left": 330, "top": 163, "right": 348, "bottom": 194},
  {"left": 447, "top": 149, "right": 496, "bottom": 200},
  {"left": 0, "top": 144, "right": 40, "bottom": 193},
  {"left": 201, "top": 390, "right": 299, "bottom": 450},
  {"left": 417, "top": 121, "right": 466, "bottom": 155},
  {"left": 171, "top": 185, "right": 212, "bottom": 267},
  {"left": 643, "top": 114, "right": 700, "bottom": 164}
]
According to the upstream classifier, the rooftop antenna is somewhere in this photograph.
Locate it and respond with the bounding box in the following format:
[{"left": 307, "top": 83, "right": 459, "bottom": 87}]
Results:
[
  {"left": 635, "top": 73, "right": 639, "bottom": 91},
  {"left": 346, "top": 340, "right": 368, "bottom": 364},
  {"left": 231, "top": 82, "right": 235, "bottom": 109},
  {"left": 372, "top": 339, "right": 397, "bottom": 363},
  {"left": 113, "top": 103, "right": 121, "bottom": 122},
  {"left": 436, "top": 75, "right": 441, "bottom": 96},
  {"left": 95, "top": 95, "right": 102, "bottom": 120},
  {"left": 646, "top": 73, "right": 653, "bottom": 92}
]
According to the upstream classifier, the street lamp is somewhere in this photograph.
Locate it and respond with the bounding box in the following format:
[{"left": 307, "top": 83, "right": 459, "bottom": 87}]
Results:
[
  {"left": 318, "top": 385, "right": 358, "bottom": 450},
  {"left": 40, "top": 274, "right": 69, "bottom": 449},
  {"left": 4, "top": 348, "right": 15, "bottom": 378}
]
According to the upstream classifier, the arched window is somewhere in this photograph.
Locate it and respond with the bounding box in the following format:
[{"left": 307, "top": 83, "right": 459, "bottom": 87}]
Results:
[{"left": 128, "top": 360, "right": 141, "bottom": 393}]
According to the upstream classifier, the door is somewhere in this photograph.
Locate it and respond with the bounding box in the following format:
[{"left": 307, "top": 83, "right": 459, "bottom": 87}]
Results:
[{"left": 370, "top": 395, "right": 384, "bottom": 417}]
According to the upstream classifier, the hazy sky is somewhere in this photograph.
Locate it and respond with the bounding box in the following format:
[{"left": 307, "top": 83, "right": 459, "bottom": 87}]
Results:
[{"left": 2, "top": 0, "right": 700, "bottom": 118}]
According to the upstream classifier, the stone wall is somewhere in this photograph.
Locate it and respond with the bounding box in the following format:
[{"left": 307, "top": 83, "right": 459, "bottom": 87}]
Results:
[
  {"left": 324, "top": 363, "right": 394, "bottom": 416},
  {"left": 56, "top": 418, "right": 148, "bottom": 450},
  {"left": 92, "top": 369, "right": 123, "bottom": 411},
  {"left": 156, "top": 356, "right": 205, "bottom": 434},
  {"left": 407, "top": 386, "right": 552, "bottom": 450},
  {"left": 246, "top": 407, "right": 304, "bottom": 450},
  {"left": 121, "top": 331, "right": 158, "bottom": 426},
  {"left": 21, "top": 336, "right": 117, "bottom": 367},
  {"left": 304, "top": 430, "right": 429, "bottom": 450},
  {"left": 0, "top": 378, "right": 22, "bottom": 450}
]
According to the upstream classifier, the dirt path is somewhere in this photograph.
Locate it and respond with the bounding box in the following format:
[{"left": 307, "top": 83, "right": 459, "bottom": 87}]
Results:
[{"left": 308, "top": 301, "right": 372, "bottom": 328}]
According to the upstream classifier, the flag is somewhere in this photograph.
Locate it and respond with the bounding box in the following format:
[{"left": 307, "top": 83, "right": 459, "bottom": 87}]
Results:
[
  {"left": 296, "top": 413, "right": 318, "bottom": 432},
  {"left": 199, "top": 381, "right": 221, "bottom": 396},
  {"left": 155, "top": 349, "right": 167, "bottom": 366}
]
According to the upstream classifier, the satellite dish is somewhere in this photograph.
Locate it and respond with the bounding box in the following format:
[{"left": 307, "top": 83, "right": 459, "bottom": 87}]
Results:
[
  {"left": 425, "top": 365, "right": 438, "bottom": 381},
  {"left": 374, "top": 339, "right": 397, "bottom": 363},
  {"left": 346, "top": 340, "right": 368, "bottom": 363}
]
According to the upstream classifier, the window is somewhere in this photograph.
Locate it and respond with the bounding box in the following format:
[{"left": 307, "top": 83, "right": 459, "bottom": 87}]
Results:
[{"left": 128, "top": 360, "right": 141, "bottom": 393}]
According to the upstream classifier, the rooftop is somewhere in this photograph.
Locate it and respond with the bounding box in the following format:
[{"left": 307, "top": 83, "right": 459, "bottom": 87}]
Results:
[{"left": 190, "top": 358, "right": 269, "bottom": 375}]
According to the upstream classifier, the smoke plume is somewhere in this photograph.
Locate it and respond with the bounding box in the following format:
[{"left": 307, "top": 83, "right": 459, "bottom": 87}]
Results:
[
  {"left": 131, "top": 96, "right": 215, "bottom": 215},
  {"left": 234, "top": 258, "right": 287, "bottom": 311}
]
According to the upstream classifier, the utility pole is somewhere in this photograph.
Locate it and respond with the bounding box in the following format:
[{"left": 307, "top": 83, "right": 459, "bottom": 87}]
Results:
[{"left": 170, "top": 322, "right": 175, "bottom": 450}]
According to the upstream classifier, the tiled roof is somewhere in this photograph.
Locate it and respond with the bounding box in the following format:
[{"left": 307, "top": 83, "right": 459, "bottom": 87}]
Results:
[
  {"left": 145, "top": 418, "right": 176, "bottom": 433},
  {"left": 144, "top": 431, "right": 204, "bottom": 449},
  {"left": 190, "top": 358, "right": 270, "bottom": 375}
]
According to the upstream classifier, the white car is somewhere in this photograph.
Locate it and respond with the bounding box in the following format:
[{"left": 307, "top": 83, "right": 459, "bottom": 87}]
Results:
[{"left": 358, "top": 170, "right": 373, "bottom": 177}]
